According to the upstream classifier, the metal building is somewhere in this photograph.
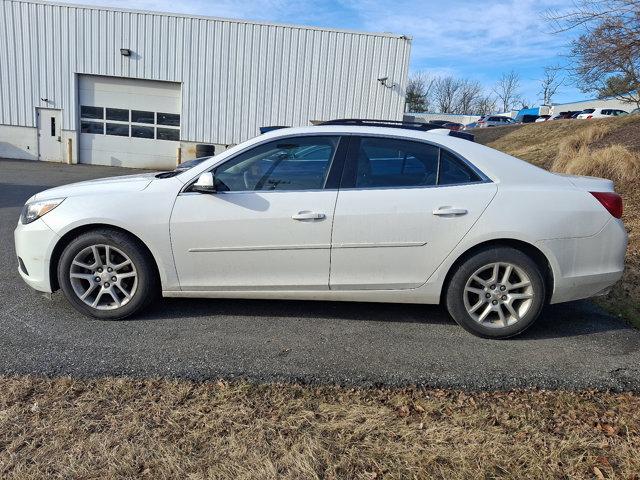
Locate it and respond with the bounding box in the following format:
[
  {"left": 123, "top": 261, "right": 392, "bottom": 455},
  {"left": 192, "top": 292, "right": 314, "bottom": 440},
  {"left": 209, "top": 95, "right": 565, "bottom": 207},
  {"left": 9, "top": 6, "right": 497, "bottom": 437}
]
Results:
[{"left": 0, "top": 0, "right": 411, "bottom": 169}]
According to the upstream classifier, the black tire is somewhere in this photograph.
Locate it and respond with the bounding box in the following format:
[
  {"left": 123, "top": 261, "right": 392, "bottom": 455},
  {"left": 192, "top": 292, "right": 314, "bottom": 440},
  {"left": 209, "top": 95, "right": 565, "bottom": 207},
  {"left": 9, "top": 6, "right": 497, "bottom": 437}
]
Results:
[
  {"left": 57, "top": 228, "right": 159, "bottom": 320},
  {"left": 445, "top": 246, "right": 546, "bottom": 339}
]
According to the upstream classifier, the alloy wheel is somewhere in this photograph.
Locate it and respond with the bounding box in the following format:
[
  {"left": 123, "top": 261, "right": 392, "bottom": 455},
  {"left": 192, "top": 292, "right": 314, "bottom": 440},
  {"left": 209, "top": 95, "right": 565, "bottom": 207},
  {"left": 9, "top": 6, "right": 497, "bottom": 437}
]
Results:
[
  {"left": 462, "top": 262, "right": 534, "bottom": 328},
  {"left": 69, "top": 244, "right": 138, "bottom": 310}
]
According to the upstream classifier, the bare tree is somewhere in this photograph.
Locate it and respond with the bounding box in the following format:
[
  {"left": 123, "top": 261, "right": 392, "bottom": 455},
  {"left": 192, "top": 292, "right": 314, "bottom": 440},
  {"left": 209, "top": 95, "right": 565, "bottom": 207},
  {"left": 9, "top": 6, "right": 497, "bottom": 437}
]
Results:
[
  {"left": 433, "top": 76, "right": 463, "bottom": 113},
  {"left": 473, "top": 94, "right": 497, "bottom": 115},
  {"left": 516, "top": 97, "right": 533, "bottom": 109},
  {"left": 405, "top": 73, "right": 435, "bottom": 112},
  {"left": 493, "top": 70, "right": 521, "bottom": 112},
  {"left": 405, "top": 73, "right": 499, "bottom": 115},
  {"left": 454, "top": 79, "right": 483, "bottom": 114},
  {"left": 539, "top": 66, "right": 564, "bottom": 105},
  {"left": 547, "top": 0, "right": 640, "bottom": 108}
]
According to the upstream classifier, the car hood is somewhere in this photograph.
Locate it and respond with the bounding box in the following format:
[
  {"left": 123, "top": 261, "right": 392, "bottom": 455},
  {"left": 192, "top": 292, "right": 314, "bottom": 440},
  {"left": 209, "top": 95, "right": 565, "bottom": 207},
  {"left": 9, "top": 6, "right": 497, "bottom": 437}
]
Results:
[{"left": 30, "top": 173, "right": 158, "bottom": 202}]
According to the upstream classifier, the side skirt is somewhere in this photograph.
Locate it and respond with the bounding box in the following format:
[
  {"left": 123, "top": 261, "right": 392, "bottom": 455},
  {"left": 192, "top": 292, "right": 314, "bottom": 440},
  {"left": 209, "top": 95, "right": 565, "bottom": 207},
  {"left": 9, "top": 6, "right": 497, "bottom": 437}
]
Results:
[{"left": 162, "top": 288, "right": 439, "bottom": 304}]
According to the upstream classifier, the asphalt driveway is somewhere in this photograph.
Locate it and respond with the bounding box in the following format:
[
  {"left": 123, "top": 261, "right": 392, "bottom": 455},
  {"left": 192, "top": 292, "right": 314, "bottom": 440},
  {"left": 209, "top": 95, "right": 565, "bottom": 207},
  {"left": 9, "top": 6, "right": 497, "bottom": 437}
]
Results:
[{"left": 1, "top": 158, "right": 639, "bottom": 390}]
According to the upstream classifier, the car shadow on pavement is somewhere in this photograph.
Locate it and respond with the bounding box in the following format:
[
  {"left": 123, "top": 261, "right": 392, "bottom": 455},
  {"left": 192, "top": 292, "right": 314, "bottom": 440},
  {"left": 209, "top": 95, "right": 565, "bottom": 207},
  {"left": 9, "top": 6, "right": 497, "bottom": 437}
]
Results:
[
  {"left": 128, "top": 297, "right": 631, "bottom": 340},
  {"left": 517, "top": 301, "right": 630, "bottom": 340},
  {"left": 138, "top": 298, "right": 449, "bottom": 326}
]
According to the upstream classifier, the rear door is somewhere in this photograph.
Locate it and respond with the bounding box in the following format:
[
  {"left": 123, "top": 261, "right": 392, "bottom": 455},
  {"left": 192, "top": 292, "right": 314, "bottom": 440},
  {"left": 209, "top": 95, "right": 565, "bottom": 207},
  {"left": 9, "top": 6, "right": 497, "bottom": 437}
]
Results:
[{"left": 329, "top": 135, "right": 497, "bottom": 290}]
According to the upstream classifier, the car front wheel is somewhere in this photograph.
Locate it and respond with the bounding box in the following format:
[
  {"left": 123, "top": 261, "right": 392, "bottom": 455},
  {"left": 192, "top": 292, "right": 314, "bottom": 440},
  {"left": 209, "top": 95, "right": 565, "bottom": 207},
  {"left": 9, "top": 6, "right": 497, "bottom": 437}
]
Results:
[
  {"left": 445, "top": 246, "right": 546, "bottom": 339},
  {"left": 57, "top": 229, "right": 158, "bottom": 319}
]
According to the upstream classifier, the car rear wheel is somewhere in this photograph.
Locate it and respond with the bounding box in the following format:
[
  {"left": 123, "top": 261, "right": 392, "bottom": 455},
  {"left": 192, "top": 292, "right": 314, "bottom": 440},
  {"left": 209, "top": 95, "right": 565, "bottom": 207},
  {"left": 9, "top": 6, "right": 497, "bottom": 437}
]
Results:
[
  {"left": 445, "top": 246, "right": 546, "bottom": 339},
  {"left": 57, "top": 229, "right": 158, "bottom": 319}
]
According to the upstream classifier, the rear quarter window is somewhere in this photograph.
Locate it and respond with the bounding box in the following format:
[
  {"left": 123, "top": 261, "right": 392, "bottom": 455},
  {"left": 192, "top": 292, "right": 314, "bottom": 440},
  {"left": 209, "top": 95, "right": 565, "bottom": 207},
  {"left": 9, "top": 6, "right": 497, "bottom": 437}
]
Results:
[{"left": 438, "top": 150, "right": 482, "bottom": 185}]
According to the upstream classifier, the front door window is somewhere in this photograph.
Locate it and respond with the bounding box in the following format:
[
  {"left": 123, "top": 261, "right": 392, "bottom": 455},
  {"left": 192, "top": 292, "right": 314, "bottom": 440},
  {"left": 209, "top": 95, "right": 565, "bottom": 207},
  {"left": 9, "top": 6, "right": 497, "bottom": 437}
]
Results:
[{"left": 213, "top": 136, "right": 339, "bottom": 191}]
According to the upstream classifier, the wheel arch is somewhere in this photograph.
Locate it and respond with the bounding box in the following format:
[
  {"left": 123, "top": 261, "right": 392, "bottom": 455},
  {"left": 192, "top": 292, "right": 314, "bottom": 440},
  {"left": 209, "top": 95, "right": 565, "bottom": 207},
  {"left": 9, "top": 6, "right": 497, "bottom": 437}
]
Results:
[
  {"left": 49, "top": 223, "right": 161, "bottom": 292},
  {"left": 439, "top": 238, "right": 555, "bottom": 305}
]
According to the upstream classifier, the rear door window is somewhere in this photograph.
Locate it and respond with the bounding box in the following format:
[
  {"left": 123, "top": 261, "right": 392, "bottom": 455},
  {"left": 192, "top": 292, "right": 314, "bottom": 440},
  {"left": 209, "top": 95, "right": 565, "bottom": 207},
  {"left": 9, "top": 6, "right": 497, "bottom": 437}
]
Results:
[
  {"left": 343, "top": 137, "right": 482, "bottom": 189},
  {"left": 353, "top": 137, "right": 438, "bottom": 188}
]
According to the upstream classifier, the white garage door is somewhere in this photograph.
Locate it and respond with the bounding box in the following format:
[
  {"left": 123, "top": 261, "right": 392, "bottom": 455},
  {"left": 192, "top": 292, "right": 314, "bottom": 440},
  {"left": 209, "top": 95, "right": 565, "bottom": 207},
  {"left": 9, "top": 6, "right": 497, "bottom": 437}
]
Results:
[{"left": 78, "top": 75, "right": 181, "bottom": 169}]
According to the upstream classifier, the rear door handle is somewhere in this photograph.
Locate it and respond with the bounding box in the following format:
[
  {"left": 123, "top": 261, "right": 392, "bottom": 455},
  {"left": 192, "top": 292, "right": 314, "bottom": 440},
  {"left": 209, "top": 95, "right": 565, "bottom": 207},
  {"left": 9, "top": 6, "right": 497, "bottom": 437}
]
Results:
[
  {"left": 292, "top": 211, "right": 326, "bottom": 221},
  {"left": 432, "top": 207, "right": 468, "bottom": 217}
]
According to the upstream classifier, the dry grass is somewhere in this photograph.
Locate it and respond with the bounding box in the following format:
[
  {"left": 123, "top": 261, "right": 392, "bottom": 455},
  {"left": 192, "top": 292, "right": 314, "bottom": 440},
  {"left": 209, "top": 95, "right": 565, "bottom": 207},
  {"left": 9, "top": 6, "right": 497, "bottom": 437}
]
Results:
[
  {"left": 553, "top": 127, "right": 640, "bottom": 183},
  {"left": 476, "top": 116, "right": 640, "bottom": 327},
  {"left": 0, "top": 376, "right": 639, "bottom": 479}
]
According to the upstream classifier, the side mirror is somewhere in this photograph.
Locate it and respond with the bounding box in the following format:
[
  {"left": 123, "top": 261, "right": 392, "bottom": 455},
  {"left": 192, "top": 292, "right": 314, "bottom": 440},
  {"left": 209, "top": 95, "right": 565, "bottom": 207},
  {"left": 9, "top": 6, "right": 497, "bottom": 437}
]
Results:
[{"left": 192, "top": 172, "right": 216, "bottom": 193}]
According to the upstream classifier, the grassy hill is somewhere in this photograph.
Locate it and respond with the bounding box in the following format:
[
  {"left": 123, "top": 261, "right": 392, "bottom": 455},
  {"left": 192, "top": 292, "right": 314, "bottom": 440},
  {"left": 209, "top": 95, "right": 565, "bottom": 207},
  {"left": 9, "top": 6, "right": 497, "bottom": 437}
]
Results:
[{"left": 473, "top": 116, "right": 640, "bottom": 326}]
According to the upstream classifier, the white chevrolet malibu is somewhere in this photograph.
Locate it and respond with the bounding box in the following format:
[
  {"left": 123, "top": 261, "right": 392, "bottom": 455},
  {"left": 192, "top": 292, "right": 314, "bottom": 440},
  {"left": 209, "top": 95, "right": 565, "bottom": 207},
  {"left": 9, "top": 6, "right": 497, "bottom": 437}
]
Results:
[{"left": 14, "top": 121, "right": 627, "bottom": 338}]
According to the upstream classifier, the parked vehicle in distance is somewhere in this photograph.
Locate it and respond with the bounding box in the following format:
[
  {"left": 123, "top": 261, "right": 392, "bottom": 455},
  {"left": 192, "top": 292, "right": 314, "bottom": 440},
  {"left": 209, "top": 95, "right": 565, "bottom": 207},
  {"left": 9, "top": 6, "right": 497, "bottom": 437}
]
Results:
[
  {"left": 463, "top": 117, "right": 485, "bottom": 130},
  {"left": 576, "top": 108, "right": 628, "bottom": 119},
  {"left": 535, "top": 115, "right": 551, "bottom": 123},
  {"left": 477, "top": 116, "right": 516, "bottom": 128},
  {"left": 425, "top": 120, "right": 452, "bottom": 127},
  {"left": 442, "top": 122, "right": 464, "bottom": 131},
  {"left": 514, "top": 114, "right": 540, "bottom": 124},
  {"left": 15, "top": 119, "right": 627, "bottom": 339},
  {"left": 551, "top": 111, "right": 581, "bottom": 120}
]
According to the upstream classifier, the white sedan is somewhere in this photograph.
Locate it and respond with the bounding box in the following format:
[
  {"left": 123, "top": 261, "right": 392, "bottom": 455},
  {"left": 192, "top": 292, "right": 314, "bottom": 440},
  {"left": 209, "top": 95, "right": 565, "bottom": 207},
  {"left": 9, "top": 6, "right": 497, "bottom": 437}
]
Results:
[
  {"left": 14, "top": 121, "right": 627, "bottom": 338},
  {"left": 576, "top": 108, "right": 628, "bottom": 119}
]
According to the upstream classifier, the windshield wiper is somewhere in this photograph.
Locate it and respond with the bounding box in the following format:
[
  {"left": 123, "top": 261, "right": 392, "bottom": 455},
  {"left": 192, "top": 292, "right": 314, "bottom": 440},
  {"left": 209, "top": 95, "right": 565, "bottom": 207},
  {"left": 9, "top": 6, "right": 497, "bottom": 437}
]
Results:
[{"left": 155, "top": 171, "right": 182, "bottom": 178}]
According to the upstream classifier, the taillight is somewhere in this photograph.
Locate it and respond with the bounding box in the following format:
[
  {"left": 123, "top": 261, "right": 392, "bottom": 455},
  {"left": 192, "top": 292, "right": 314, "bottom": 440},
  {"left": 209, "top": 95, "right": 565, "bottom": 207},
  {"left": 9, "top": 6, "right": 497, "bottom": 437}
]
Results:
[
  {"left": 590, "top": 191, "right": 623, "bottom": 218},
  {"left": 587, "top": 115, "right": 593, "bottom": 119}
]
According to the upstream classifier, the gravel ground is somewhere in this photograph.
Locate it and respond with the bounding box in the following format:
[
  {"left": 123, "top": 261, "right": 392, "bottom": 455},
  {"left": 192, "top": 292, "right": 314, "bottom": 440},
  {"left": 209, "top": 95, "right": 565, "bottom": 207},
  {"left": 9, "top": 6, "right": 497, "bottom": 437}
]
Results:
[{"left": 1, "top": 158, "right": 639, "bottom": 390}]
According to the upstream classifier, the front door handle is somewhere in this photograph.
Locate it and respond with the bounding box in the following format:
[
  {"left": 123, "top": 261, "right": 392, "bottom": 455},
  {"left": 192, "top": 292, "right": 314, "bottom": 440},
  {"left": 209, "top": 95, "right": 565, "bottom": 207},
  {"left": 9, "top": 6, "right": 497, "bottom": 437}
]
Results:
[
  {"left": 292, "top": 211, "right": 326, "bottom": 221},
  {"left": 433, "top": 206, "right": 468, "bottom": 217}
]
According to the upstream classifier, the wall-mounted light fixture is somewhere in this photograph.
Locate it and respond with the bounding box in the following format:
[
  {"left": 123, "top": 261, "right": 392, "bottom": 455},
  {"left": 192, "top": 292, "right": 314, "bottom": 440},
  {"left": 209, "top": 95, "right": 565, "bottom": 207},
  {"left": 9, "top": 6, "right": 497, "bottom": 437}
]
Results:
[
  {"left": 120, "top": 48, "right": 132, "bottom": 56},
  {"left": 378, "top": 76, "right": 396, "bottom": 88}
]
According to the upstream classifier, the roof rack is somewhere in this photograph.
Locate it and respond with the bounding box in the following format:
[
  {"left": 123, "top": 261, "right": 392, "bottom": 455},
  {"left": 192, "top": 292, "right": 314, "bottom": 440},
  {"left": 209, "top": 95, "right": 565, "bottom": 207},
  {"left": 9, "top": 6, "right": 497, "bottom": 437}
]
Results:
[
  {"left": 319, "top": 118, "right": 475, "bottom": 141},
  {"left": 320, "top": 118, "right": 443, "bottom": 131}
]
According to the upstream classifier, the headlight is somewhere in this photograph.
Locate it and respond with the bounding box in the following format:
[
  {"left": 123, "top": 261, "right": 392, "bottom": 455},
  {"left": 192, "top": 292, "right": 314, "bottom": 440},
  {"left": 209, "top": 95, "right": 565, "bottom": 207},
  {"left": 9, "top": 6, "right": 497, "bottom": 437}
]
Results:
[{"left": 20, "top": 198, "right": 65, "bottom": 225}]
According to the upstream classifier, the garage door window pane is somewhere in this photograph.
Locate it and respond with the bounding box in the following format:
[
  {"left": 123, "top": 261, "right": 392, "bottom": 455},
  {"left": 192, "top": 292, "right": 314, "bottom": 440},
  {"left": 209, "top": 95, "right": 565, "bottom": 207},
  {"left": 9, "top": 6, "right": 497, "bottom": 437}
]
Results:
[
  {"left": 131, "top": 110, "right": 155, "bottom": 124},
  {"left": 106, "top": 123, "right": 129, "bottom": 137},
  {"left": 106, "top": 108, "right": 129, "bottom": 121},
  {"left": 81, "top": 106, "right": 103, "bottom": 120},
  {"left": 131, "top": 126, "right": 155, "bottom": 139},
  {"left": 157, "top": 112, "right": 180, "bottom": 126},
  {"left": 157, "top": 128, "right": 180, "bottom": 141},
  {"left": 81, "top": 121, "right": 104, "bottom": 134}
]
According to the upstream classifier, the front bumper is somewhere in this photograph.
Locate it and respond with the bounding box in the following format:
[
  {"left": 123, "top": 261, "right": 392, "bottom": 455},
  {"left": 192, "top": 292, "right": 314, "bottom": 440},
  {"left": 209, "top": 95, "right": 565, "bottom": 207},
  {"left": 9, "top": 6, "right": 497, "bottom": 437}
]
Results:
[
  {"left": 14, "top": 218, "right": 59, "bottom": 293},
  {"left": 540, "top": 218, "right": 627, "bottom": 304}
]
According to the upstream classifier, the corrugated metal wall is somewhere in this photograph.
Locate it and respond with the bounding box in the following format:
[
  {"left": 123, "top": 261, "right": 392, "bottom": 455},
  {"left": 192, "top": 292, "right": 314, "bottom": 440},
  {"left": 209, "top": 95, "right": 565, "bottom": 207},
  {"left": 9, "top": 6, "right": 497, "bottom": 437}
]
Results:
[{"left": 0, "top": 0, "right": 411, "bottom": 145}]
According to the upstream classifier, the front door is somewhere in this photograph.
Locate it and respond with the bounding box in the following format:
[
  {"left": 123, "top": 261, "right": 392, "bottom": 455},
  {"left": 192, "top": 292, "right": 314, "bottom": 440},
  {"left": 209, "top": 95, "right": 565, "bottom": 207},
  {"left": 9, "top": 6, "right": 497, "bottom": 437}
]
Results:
[
  {"left": 36, "top": 108, "right": 62, "bottom": 162},
  {"left": 330, "top": 135, "right": 497, "bottom": 290},
  {"left": 170, "top": 135, "right": 346, "bottom": 291}
]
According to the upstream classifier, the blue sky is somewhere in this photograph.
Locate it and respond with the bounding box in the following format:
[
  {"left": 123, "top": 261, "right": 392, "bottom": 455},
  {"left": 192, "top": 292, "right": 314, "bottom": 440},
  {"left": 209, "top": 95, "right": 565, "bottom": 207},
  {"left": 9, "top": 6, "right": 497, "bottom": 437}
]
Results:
[{"left": 57, "top": 0, "right": 587, "bottom": 105}]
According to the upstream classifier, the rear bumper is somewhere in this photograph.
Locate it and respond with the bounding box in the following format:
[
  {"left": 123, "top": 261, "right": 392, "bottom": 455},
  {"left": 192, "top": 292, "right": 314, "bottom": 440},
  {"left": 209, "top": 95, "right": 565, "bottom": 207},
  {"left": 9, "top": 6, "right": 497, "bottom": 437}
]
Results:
[
  {"left": 14, "top": 218, "right": 58, "bottom": 293},
  {"left": 540, "top": 218, "right": 627, "bottom": 304}
]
